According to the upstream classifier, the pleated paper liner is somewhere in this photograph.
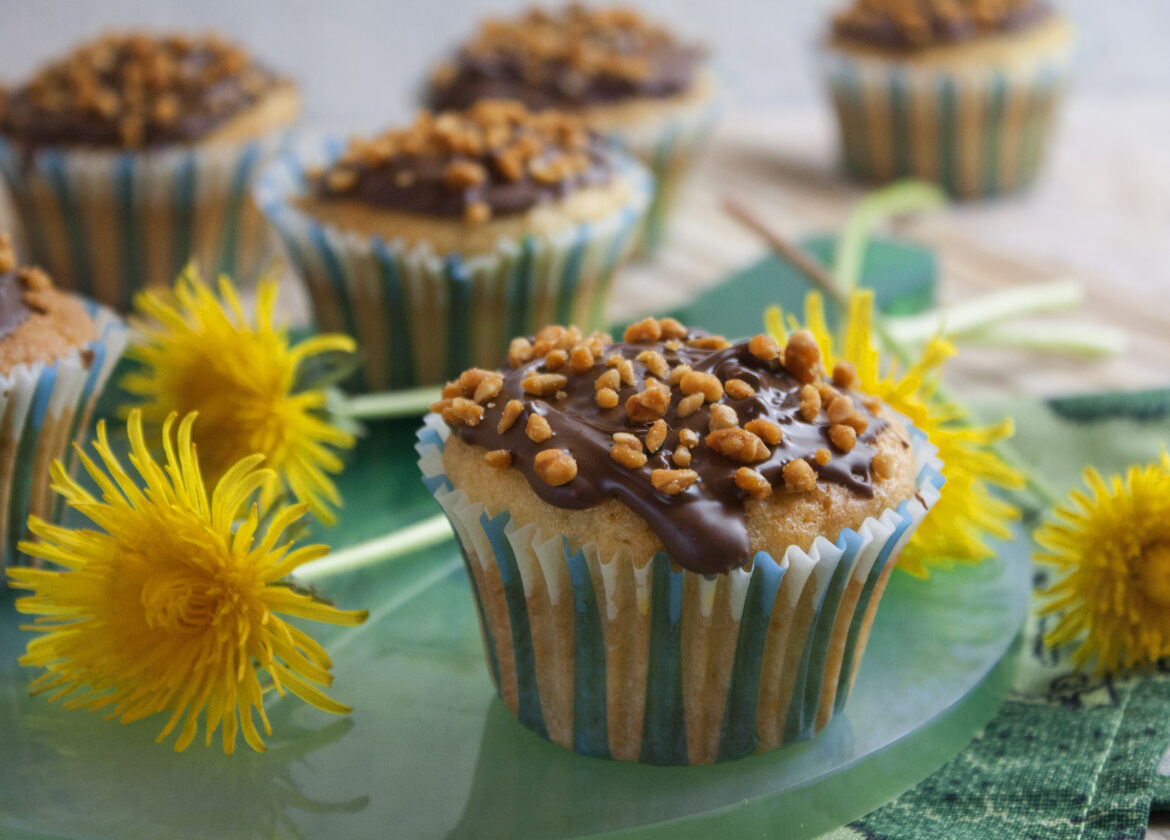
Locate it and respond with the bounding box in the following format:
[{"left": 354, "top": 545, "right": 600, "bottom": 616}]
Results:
[
  {"left": 0, "top": 302, "right": 127, "bottom": 579},
  {"left": 0, "top": 133, "right": 289, "bottom": 312},
  {"left": 255, "top": 138, "right": 653, "bottom": 392},
  {"left": 417, "top": 413, "right": 943, "bottom": 765},
  {"left": 821, "top": 44, "right": 1072, "bottom": 198}
]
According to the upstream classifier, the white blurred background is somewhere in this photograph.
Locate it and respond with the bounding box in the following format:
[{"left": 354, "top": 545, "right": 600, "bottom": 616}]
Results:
[{"left": 1, "top": 0, "right": 1167, "bottom": 131}]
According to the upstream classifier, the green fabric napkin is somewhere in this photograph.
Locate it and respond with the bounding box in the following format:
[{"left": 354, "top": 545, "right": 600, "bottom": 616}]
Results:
[{"left": 820, "top": 388, "right": 1170, "bottom": 840}]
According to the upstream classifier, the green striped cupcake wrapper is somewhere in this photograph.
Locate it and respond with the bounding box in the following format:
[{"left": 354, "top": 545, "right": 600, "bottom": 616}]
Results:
[
  {"left": 255, "top": 137, "right": 653, "bottom": 392},
  {"left": 821, "top": 44, "right": 1072, "bottom": 199},
  {"left": 0, "top": 301, "right": 127, "bottom": 583},
  {"left": 0, "top": 132, "right": 291, "bottom": 312},
  {"left": 600, "top": 75, "right": 722, "bottom": 255},
  {"left": 417, "top": 414, "right": 943, "bottom": 765}
]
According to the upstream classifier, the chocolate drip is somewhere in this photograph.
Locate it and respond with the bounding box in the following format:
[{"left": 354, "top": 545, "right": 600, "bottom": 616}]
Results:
[
  {"left": 453, "top": 335, "right": 889, "bottom": 574},
  {"left": 0, "top": 272, "right": 32, "bottom": 340}
]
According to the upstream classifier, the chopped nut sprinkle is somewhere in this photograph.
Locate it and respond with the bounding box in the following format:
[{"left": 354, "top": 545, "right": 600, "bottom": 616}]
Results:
[
  {"left": 724, "top": 378, "right": 755, "bottom": 400},
  {"left": 508, "top": 337, "right": 533, "bottom": 368},
  {"left": 484, "top": 449, "right": 513, "bottom": 469},
  {"left": 526, "top": 413, "right": 553, "bottom": 443},
  {"left": 624, "top": 316, "right": 662, "bottom": 344},
  {"left": 544, "top": 348, "right": 569, "bottom": 371},
  {"left": 497, "top": 399, "right": 524, "bottom": 433},
  {"left": 522, "top": 372, "right": 568, "bottom": 396},
  {"left": 748, "top": 333, "right": 780, "bottom": 361},
  {"left": 830, "top": 423, "right": 857, "bottom": 453},
  {"left": 815, "top": 447, "right": 832, "bottom": 466},
  {"left": 677, "top": 392, "right": 705, "bottom": 418},
  {"left": 827, "top": 395, "right": 855, "bottom": 425},
  {"left": 0, "top": 234, "right": 14, "bottom": 274},
  {"left": 844, "top": 412, "right": 869, "bottom": 435},
  {"left": 646, "top": 419, "right": 668, "bottom": 453},
  {"left": 735, "top": 467, "right": 772, "bottom": 499},
  {"left": 799, "top": 384, "right": 822, "bottom": 422},
  {"left": 636, "top": 349, "right": 669, "bottom": 380},
  {"left": 708, "top": 404, "right": 738, "bottom": 431},
  {"left": 595, "top": 368, "right": 620, "bottom": 391},
  {"left": 706, "top": 428, "right": 770, "bottom": 463},
  {"left": 569, "top": 345, "right": 594, "bottom": 374},
  {"left": 625, "top": 382, "right": 670, "bottom": 423},
  {"left": 873, "top": 451, "right": 895, "bottom": 481},
  {"left": 657, "top": 317, "right": 688, "bottom": 340},
  {"left": 679, "top": 371, "right": 723, "bottom": 403},
  {"left": 651, "top": 468, "right": 698, "bottom": 495},
  {"left": 668, "top": 363, "right": 692, "bottom": 385},
  {"left": 534, "top": 449, "right": 578, "bottom": 486},
  {"left": 678, "top": 428, "right": 700, "bottom": 448},
  {"left": 784, "top": 330, "right": 824, "bottom": 384},
  {"left": 673, "top": 446, "right": 692, "bottom": 467},
  {"left": 610, "top": 442, "right": 648, "bottom": 469},
  {"left": 783, "top": 459, "right": 817, "bottom": 493},
  {"left": 596, "top": 387, "right": 619, "bottom": 409},
  {"left": 687, "top": 335, "right": 731, "bottom": 350},
  {"left": 744, "top": 417, "right": 783, "bottom": 446},
  {"left": 832, "top": 361, "right": 860, "bottom": 389}
]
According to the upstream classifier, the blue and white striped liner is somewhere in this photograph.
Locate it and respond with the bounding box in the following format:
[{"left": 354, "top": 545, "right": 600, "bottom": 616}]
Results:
[
  {"left": 0, "top": 302, "right": 127, "bottom": 583},
  {"left": 598, "top": 69, "right": 723, "bottom": 255},
  {"left": 820, "top": 30, "right": 1073, "bottom": 199},
  {"left": 416, "top": 414, "right": 943, "bottom": 765},
  {"left": 254, "top": 138, "right": 653, "bottom": 392},
  {"left": 0, "top": 132, "right": 291, "bottom": 312}
]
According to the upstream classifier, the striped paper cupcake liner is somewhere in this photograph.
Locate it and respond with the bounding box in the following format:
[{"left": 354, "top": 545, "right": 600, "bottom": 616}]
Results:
[
  {"left": 254, "top": 138, "right": 653, "bottom": 392},
  {"left": 0, "top": 302, "right": 128, "bottom": 582},
  {"left": 0, "top": 132, "right": 291, "bottom": 312},
  {"left": 821, "top": 46, "right": 1072, "bottom": 199},
  {"left": 599, "top": 76, "right": 722, "bottom": 255},
  {"left": 417, "top": 414, "right": 943, "bottom": 766}
]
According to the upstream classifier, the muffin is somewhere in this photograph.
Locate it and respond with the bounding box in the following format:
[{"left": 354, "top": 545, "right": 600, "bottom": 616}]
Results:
[
  {"left": 255, "top": 100, "right": 651, "bottom": 391},
  {"left": 417, "top": 319, "right": 942, "bottom": 764},
  {"left": 0, "top": 32, "right": 300, "bottom": 310},
  {"left": 0, "top": 233, "right": 127, "bottom": 581},
  {"left": 821, "top": 0, "right": 1074, "bottom": 198},
  {"left": 425, "top": 5, "right": 720, "bottom": 254}
]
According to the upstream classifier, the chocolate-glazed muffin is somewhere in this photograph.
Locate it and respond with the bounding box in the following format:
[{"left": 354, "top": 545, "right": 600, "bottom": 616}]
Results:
[
  {"left": 424, "top": 5, "right": 721, "bottom": 254},
  {"left": 0, "top": 233, "right": 127, "bottom": 581},
  {"left": 418, "top": 319, "right": 943, "bottom": 764},
  {"left": 0, "top": 32, "right": 300, "bottom": 309},
  {"left": 821, "top": 0, "right": 1074, "bottom": 197},
  {"left": 255, "top": 100, "right": 651, "bottom": 391}
]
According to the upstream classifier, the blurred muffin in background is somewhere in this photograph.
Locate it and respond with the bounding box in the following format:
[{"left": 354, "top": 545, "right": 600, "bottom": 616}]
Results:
[
  {"left": 254, "top": 100, "right": 651, "bottom": 391},
  {"left": 0, "top": 32, "right": 299, "bottom": 310},
  {"left": 821, "top": 0, "right": 1074, "bottom": 198},
  {"left": 425, "top": 4, "right": 720, "bottom": 254}
]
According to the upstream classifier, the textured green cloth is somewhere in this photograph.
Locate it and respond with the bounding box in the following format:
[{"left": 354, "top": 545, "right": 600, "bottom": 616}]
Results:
[{"left": 818, "top": 388, "right": 1170, "bottom": 840}]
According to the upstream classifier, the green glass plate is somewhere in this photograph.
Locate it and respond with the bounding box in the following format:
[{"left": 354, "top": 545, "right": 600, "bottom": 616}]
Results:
[{"left": 0, "top": 238, "right": 1032, "bottom": 839}]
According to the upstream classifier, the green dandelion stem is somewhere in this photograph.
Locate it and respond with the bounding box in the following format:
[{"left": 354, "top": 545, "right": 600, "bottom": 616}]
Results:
[{"left": 296, "top": 514, "right": 453, "bottom": 583}]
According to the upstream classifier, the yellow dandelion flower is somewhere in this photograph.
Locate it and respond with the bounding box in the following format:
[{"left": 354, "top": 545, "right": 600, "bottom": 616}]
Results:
[
  {"left": 6, "top": 411, "right": 368, "bottom": 754},
  {"left": 1035, "top": 453, "right": 1170, "bottom": 674},
  {"left": 767, "top": 289, "right": 1025, "bottom": 578},
  {"left": 121, "top": 267, "right": 356, "bottom": 525}
]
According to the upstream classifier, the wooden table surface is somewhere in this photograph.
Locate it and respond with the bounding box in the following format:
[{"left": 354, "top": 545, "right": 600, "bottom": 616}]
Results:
[
  {"left": 611, "top": 97, "right": 1170, "bottom": 838},
  {"left": 608, "top": 97, "right": 1170, "bottom": 401}
]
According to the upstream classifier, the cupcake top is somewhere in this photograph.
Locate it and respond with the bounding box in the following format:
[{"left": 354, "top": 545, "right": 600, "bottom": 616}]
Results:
[
  {"left": 0, "top": 32, "right": 289, "bottom": 149},
  {"left": 427, "top": 4, "right": 705, "bottom": 112},
  {"left": 0, "top": 234, "right": 96, "bottom": 374},
  {"left": 310, "top": 100, "right": 614, "bottom": 224},
  {"left": 832, "top": 0, "right": 1051, "bottom": 48},
  {"left": 433, "top": 319, "right": 913, "bottom": 574}
]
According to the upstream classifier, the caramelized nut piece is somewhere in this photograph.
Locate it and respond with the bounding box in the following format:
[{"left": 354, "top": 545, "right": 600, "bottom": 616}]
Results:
[
  {"left": 497, "top": 399, "right": 524, "bottom": 433},
  {"left": 437, "top": 397, "right": 484, "bottom": 427},
  {"left": 725, "top": 378, "right": 755, "bottom": 400},
  {"left": 526, "top": 413, "right": 553, "bottom": 443},
  {"left": 651, "top": 468, "right": 698, "bottom": 495},
  {"left": 596, "top": 387, "right": 619, "bottom": 409},
  {"left": 844, "top": 412, "right": 869, "bottom": 434},
  {"left": 748, "top": 333, "right": 780, "bottom": 361},
  {"left": 17, "top": 267, "right": 51, "bottom": 292},
  {"left": 784, "top": 330, "right": 824, "bottom": 384},
  {"left": 657, "top": 317, "right": 688, "bottom": 340},
  {"left": 623, "top": 316, "right": 662, "bottom": 344},
  {"left": 636, "top": 349, "right": 669, "bottom": 380},
  {"left": 708, "top": 404, "right": 738, "bottom": 431},
  {"left": 799, "top": 384, "right": 821, "bottom": 422},
  {"left": 534, "top": 450, "right": 577, "bottom": 486},
  {"left": 617, "top": 358, "right": 636, "bottom": 387},
  {"left": 595, "top": 368, "right": 620, "bottom": 391},
  {"left": 672, "top": 446, "right": 692, "bottom": 467},
  {"left": 664, "top": 339, "right": 682, "bottom": 352},
  {"left": 679, "top": 371, "right": 723, "bottom": 403},
  {"left": 872, "top": 451, "right": 895, "bottom": 481},
  {"left": 610, "top": 443, "right": 648, "bottom": 469},
  {"left": 465, "top": 201, "right": 491, "bottom": 224},
  {"left": 626, "top": 383, "right": 671, "bottom": 423},
  {"left": 569, "top": 345, "right": 594, "bottom": 374},
  {"left": 508, "top": 337, "right": 533, "bottom": 368},
  {"left": 706, "top": 428, "right": 770, "bottom": 463},
  {"left": 832, "top": 361, "right": 860, "bottom": 389},
  {"left": 445, "top": 159, "right": 487, "bottom": 189},
  {"left": 612, "top": 432, "right": 641, "bottom": 449},
  {"left": 545, "top": 349, "right": 568, "bottom": 371},
  {"left": 830, "top": 423, "right": 857, "bottom": 452},
  {"left": 473, "top": 376, "right": 503, "bottom": 404},
  {"left": 646, "top": 419, "right": 668, "bottom": 453},
  {"left": 827, "top": 395, "right": 855, "bottom": 424},
  {"left": 677, "top": 392, "right": 705, "bottom": 418},
  {"left": 815, "top": 448, "right": 832, "bottom": 466},
  {"left": 668, "top": 363, "right": 692, "bottom": 385},
  {"left": 484, "top": 449, "right": 512, "bottom": 469},
  {"left": 678, "top": 428, "right": 700, "bottom": 448},
  {"left": 735, "top": 467, "right": 772, "bottom": 499},
  {"left": 522, "top": 372, "right": 568, "bottom": 396},
  {"left": 783, "top": 459, "right": 817, "bottom": 493},
  {"left": 687, "top": 335, "right": 731, "bottom": 350},
  {"left": 0, "top": 234, "right": 14, "bottom": 274},
  {"left": 742, "top": 418, "right": 781, "bottom": 445}
]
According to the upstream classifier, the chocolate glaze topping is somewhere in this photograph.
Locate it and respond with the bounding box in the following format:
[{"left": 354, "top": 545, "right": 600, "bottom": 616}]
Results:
[
  {"left": 833, "top": 0, "right": 1051, "bottom": 49},
  {"left": 0, "top": 33, "right": 286, "bottom": 149},
  {"left": 440, "top": 323, "right": 895, "bottom": 575},
  {"left": 313, "top": 101, "right": 614, "bottom": 222},
  {"left": 427, "top": 5, "right": 704, "bottom": 112}
]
